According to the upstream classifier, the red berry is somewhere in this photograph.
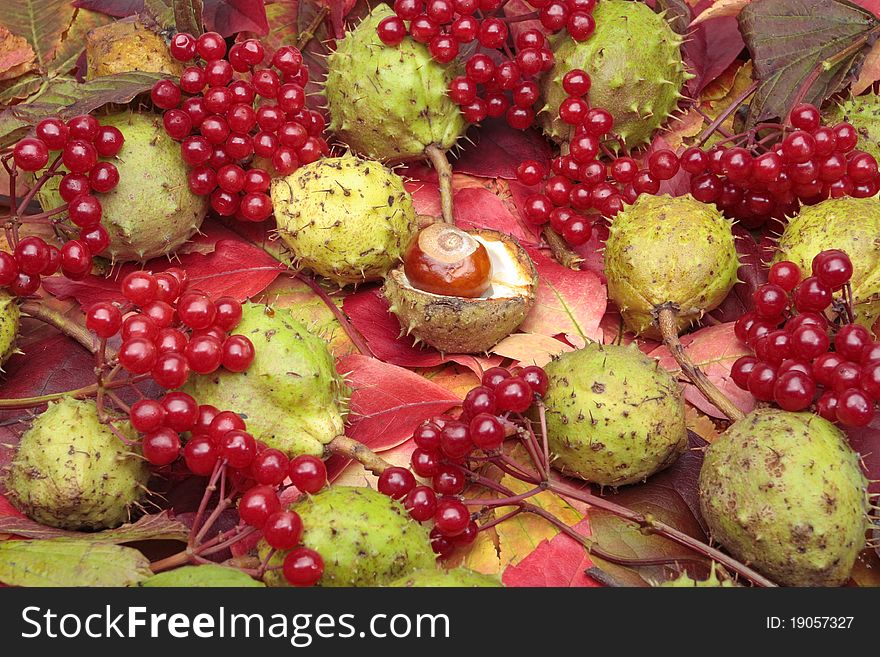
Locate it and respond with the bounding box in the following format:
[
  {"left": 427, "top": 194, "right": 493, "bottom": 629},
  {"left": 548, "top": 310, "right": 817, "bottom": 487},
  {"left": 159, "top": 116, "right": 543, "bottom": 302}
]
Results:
[
  {"left": 481, "top": 367, "right": 510, "bottom": 389},
  {"left": 119, "top": 337, "right": 157, "bottom": 374},
  {"left": 773, "top": 370, "right": 815, "bottom": 411},
  {"left": 209, "top": 410, "right": 246, "bottom": 443},
  {"left": 86, "top": 301, "right": 122, "bottom": 338},
  {"left": 768, "top": 261, "right": 801, "bottom": 291},
  {"left": 239, "top": 485, "right": 282, "bottom": 528},
  {"left": 378, "top": 16, "right": 407, "bottom": 45},
  {"left": 463, "top": 386, "right": 496, "bottom": 416},
  {"left": 404, "top": 486, "right": 437, "bottom": 521},
  {"left": 15, "top": 237, "right": 50, "bottom": 275},
  {"left": 185, "top": 334, "right": 223, "bottom": 374},
  {"left": 469, "top": 413, "right": 504, "bottom": 450},
  {"left": 378, "top": 467, "right": 417, "bottom": 500},
  {"left": 161, "top": 391, "right": 198, "bottom": 432},
  {"left": 520, "top": 365, "right": 549, "bottom": 396},
  {"left": 478, "top": 18, "right": 507, "bottom": 48},
  {"left": 648, "top": 149, "right": 680, "bottom": 180},
  {"left": 122, "top": 314, "right": 159, "bottom": 341},
  {"left": 495, "top": 377, "right": 532, "bottom": 413},
  {"left": 811, "top": 249, "right": 853, "bottom": 289},
  {"left": 152, "top": 353, "right": 190, "bottom": 388},
  {"left": 35, "top": 118, "right": 68, "bottom": 150},
  {"left": 288, "top": 455, "right": 326, "bottom": 493},
  {"left": 413, "top": 421, "right": 442, "bottom": 450},
  {"left": 789, "top": 103, "right": 820, "bottom": 131},
  {"left": 150, "top": 79, "right": 181, "bottom": 110},
  {"left": 451, "top": 15, "right": 479, "bottom": 42},
  {"left": 793, "top": 277, "right": 832, "bottom": 312},
  {"left": 440, "top": 421, "right": 473, "bottom": 460},
  {"left": 263, "top": 510, "right": 303, "bottom": 550},
  {"left": 222, "top": 335, "right": 255, "bottom": 372},
  {"left": 62, "top": 140, "right": 97, "bottom": 173},
  {"left": 835, "top": 323, "right": 872, "bottom": 362},
  {"left": 747, "top": 362, "right": 778, "bottom": 401},
  {"left": 221, "top": 429, "right": 256, "bottom": 469},
  {"left": 129, "top": 399, "right": 165, "bottom": 433},
  {"left": 89, "top": 162, "right": 119, "bottom": 193},
  {"left": 252, "top": 449, "right": 289, "bottom": 486},
  {"left": 178, "top": 292, "right": 216, "bottom": 329},
  {"left": 410, "top": 447, "right": 440, "bottom": 477},
  {"left": 753, "top": 284, "right": 789, "bottom": 318},
  {"left": 516, "top": 160, "right": 545, "bottom": 186},
  {"left": 196, "top": 32, "right": 226, "bottom": 60},
  {"left": 433, "top": 465, "right": 466, "bottom": 495},
  {"left": 13, "top": 138, "right": 49, "bottom": 172},
  {"left": 184, "top": 435, "right": 219, "bottom": 475},
  {"left": 790, "top": 325, "right": 829, "bottom": 360},
  {"left": 731, "top": 355, "right": 758, "bottom": 390},
  {"left": 434, "top": 498, "right": 470, "bottom": 537},
  {"left": 836, "top": 388, "right": 874, "bottom": 427},
  {"left": 79, "top": 225, "right": 110, "bottom": 255},
  {"left": 143, "top": 428, "right": 180, "bottom": 466},
  {"left": 282, "top": 548, "right": 323, "bottom": 587},
  {"left": 68, "top": 194, "right": 102, "bottom": 227}
]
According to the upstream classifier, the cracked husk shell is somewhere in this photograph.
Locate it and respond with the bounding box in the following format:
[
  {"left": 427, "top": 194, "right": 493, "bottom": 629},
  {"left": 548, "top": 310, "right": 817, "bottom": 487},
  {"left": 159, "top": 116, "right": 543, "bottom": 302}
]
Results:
[
  {"left": 180, "top": 302, "right": 347, "bottom": 457},
  {"left": 826, "top": 94, "right": 880, "bottom": 162},
  {"left": 260, "top": 486, "right": 435, "bottom": 587},
  {"left": 539, "top": 0, "right": 690, "bottom": 148},
  {"left": 86, "top": 17, "right": 183, "bottom": 80},
  {"left": 387, "top": 567, "right": 502, "bottom": 587},
  {"left": 773, "top": 197, "right": 880, "bottom": 331},
  {"left": 699, "top": 408, "right": 869, "bottom": 587},
  {"left": 272, "top": 153, "right": 419, "bottom": 286},
  {"left": 0, "top": 291, "right": 19, "bottom": 366},
  {"left": 542, "top": 342, "right": 688, "bottom": 486},
  {"left": 4, "top": 398, "right": 149, "bottom": 530},
  {"left": 325, "top": 5, "right": 466, "bottom": 162},
  {"left": 383, "top": 229, "right": 538, "bottom": 353},
  {"left": 605, "top": 194, "right": 739, "bottom": 338},
  {"left": 37, "top": 111, "right": 207, "bottom": 262}
]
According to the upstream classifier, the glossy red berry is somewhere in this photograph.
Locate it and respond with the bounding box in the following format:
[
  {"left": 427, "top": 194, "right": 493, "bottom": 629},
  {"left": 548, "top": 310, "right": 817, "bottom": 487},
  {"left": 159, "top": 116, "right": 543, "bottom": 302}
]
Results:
[
  {"left": 811, "top": 249, "right": 853, "bottom": 289},
  {"left": 377, "top": 467, "right": 417, "bottom": 500},
  {"left": 282, "top": 548, "right": 323, "bottom": 587},
  {"left": 768, "top": 261, "right": 801, "bottom": 291},
  {"left": 404, "top": 486, "right": 437, "bottom": 522},
  {"left": 239, "top": 485, "right": 282, "bottom": 528},
  {"left": 86, "top": 302, "right": 122, "bottom": 338},
  {"left": 469, "top": 413, "right": 504, "bottom": 450},
  {"left": 264, "top": 510, "right": 303, "bottom": 550},
  {"left": 13, "top": 138, "right": 49, "bottom": 171},
  {"left": 142, "top": 428, "right": 180, "bottom": 466},
  {"left": 119, "top": 338, "right": 157, "bottom": 374},
  {"left": 129, "top": 399, "right": 165, "bottom": 433},
  {"left": 434, "top": 498, "right": 470, "bottom": 537},
  {"left": 288, "top": 455, "right": 326, "bottom": 493},
  {"left": 35, "top": 118, "right": 68, "bottom": 150},
  {"left": 494, "top": 377, "right": 532, "bottom": 413},
  {"left": 836, "top": 388, "right": 874, "bottom": 427}
]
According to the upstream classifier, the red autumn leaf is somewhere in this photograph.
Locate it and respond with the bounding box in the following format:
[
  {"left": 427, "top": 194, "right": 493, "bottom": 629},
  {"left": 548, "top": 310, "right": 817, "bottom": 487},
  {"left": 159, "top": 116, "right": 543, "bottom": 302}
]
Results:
[
  {"left": 519, "top": 248, "right": 607, "bottom": 346},
  {"left": 844, "top": 418, "right": 880, "bottom": 495},
  {"left": 74, "top": 0, "right": 269, "bottom": 36},
  {"left": 43, "top": 229, "right": 286, "bottom": 307},
  {"left": 685, "top": 1, "right": 747, "bottom": 94},
  {"left": 709, "top": 226, "right": 769, "bottom": 323},
  {"left": 502, "top": 519, "right": 603, "bottom": 587},
  {"left": 0, "top": 494, "right": 26, "bottom": 520},
  {"left": 338, "top": 354, "right": 461, "bottom": 449},
  {"left": 647, "top": 322, "right": 756, "bottom": 419},
  {"left": 342, "top": 288, "right": 501, "bottom": 374},
  {"left": 453, "top": 120, "right": 553, "bottom": 180},
  {"left": 647, "top": 135, "right": 692, "bottom": 197}
]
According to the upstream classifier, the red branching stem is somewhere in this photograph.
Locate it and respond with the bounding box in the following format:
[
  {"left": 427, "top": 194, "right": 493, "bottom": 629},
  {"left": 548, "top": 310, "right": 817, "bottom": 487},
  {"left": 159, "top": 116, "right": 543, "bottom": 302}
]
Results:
[
  {"left": 198, "top": 526, "right": 258, "bottom": 557},
  {"left": 189, "top": 461, "right": 225, "bottom": 548},
  {"left": 464, "top": 486, "right": 543, "bottom": 507},
  {"left": 194, "top": 467, "right": 231, "bottom": 545},
  {"left": 295, "top": 273, "right": 373, "bottom": 357},
  {"left": 475, "top": 506, "right": 523, "bottom": 531},
  {"left": 696, "top": 80, "right": 759, "bottom": 146}
]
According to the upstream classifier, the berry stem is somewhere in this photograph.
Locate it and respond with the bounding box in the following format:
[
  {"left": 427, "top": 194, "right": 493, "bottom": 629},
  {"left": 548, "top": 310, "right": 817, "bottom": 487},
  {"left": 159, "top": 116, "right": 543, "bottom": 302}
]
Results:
[
  {"left": 0, "top": 374, "right": 148, "bottom": 409},
  {"left": 295, "top": 273, "right": 373, "bottom": 356},
  {"left": 696, "top": 81, "right": 758, "bottom": 147},
  {"left": 656, "top": 305, "right": 745, "bottom": 422},
  {"left": 425, "top": 145, "right": 454, "bottom": 224},
  {"left": 327, "top": 434, "right": 391, "bottom": 474},
  {"left": 502, "top": 11, "right": 539, "bottom": 23},
  {"left": 20, "top": 300, "right": 97, "bottom": 354},
  {"left": 295, "top": 5, "right": 329, "bottom": 48},
  {"left": 542, "top": 225, "right": 584, "bottom": 269}
]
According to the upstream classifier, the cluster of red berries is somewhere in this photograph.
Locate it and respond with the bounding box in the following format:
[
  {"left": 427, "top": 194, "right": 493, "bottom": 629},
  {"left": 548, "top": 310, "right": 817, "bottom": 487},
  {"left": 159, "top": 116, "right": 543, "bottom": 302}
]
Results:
[
  {"left": 379, "top": 0, "right": 596, "bottom": 128},
  {"left": 151, "top": 32, "right": 328, "bottom": 221},
  {"left": 680, "top": 104, "right": 878, "bottom": 229},
  {"left": 372, "top": 364, "right": 548, "bottom": 556},
  {"left": 2, "top": 115, "right": 125, "bottom": 292},
  {"left": 85, "top": 269, "right": 255, "bottom": 387},
  {"left": 237, "top": 454, "right": 328, "bottom": 586},
  {"left": 732, "top": 249, "right": 880, "bottom": 427}
]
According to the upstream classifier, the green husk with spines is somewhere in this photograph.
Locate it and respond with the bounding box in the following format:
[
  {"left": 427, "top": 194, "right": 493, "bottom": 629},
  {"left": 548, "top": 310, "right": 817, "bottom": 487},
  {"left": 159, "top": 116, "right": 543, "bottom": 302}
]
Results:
[{"left": 0, "top": 291, "right": 19, "bottom": 366}]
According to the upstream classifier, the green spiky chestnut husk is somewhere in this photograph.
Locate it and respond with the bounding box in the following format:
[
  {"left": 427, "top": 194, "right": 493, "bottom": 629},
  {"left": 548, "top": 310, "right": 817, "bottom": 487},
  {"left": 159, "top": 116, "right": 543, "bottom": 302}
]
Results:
[
  {"left": 773, "top": 197, "right": 880, "bottom": 331},
  {"left": 142, "top": 565, "right": 264, "bottom": 587},
  {"left": 37, "top": 111, "right": 207, "bottom": 262},
  {"left": 656, "top": 565, "right": 737, "bottom": 587},
  {"left": 271, "top": 153, "right": 419, "bottom": 286},
  {"left": 699, "top": 408, "right": 869, "bottom": 587},
  {"left": 4, "top": 398, "right": 149, "bottom": 530},
  {"left": 325, "top": 5, "right": 466, "bottom": 162},
  {"left": 542, "top": 343, "right": 688, "bottom": 486},
  {"left": 539, "top": 0, "right": 691, "bottom": 148},
  {"left": 826, "top": 94, "right": 880, "bottom": 162},
  {"left": 0, "top": 291, "right": 20, "bottom": 366},
  {"left": 382, "top": 229, "right": 538, "bottom": 353},
  {"left": 387, "top": 567, "right": 502, "bottom": 587},
  {"left": 260, "top": 486, "right": 435, "bottom": 587},
  {"left": 605, "top": 194, "right": 739, "bottom": 338},
  {"left": 180, "top": 302, "right": 346, "bottom": 458}
]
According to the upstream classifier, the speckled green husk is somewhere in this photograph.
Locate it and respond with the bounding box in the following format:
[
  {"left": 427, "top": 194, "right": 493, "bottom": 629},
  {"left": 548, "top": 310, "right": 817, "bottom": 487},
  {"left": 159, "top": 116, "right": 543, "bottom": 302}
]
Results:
[
  {"left": 4, "top": 398, "right": 148, "bottom": 530},
  {"left": 181, "top": 303, "right": 347, "bottom": 457},
  {"left": 773, "top": 197, "right": 880, "bottom": 331},
  {"left": 826, "top": 94, "right": 880, "bottom": 162},
  {"left": 656, "top": 565, "right": 736, "bottom": 587},
  {"left": 539, "top": 0, "right": 690, "bottom": 148},
  {"left": 37, "top": 111, "right": 207, "bottom": 262},
  {"left": 605, "top": 194, "right": 739, "bottom": 338},
  {"left": 260, "top": 486, "right": 435, "bottom": 587},
  {"left": 325, "top": 5, "right": 466, "bottom": 162},
  {"left": 272, "top": 154, "right": 418, "bottom": 286},
  {"left": 387, "top": 567, "right": 502, "bottom": 587},
  {"left": 699, "top": 409, "right": 869, "bottom": 587},
  {"left": 542, "top": 343, "right": 688, "bottom": 486},
  {"left": 142, "top": 565, "right": 264, "bottom": 587},
  {"left": 0, "top": 291, "right": 19, "bottom": 366}
]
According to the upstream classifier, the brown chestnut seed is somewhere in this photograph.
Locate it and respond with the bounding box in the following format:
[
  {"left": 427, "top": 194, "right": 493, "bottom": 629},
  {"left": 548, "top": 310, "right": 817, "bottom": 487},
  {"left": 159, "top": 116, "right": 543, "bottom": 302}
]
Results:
[{"left": 403, "top": 224, "right": 491, "bottom": 298}]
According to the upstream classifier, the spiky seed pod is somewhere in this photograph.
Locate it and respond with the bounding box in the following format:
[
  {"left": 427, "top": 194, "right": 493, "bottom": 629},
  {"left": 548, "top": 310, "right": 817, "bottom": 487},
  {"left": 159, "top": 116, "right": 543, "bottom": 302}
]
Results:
[
  {"left": 181, "top": 302, "right": 347, "bottom": 457},
  {"left": 825, "top": 94, "right": 880, "bottom": 161},
  {"left": 324, "top": 5, "right": 466, "bottom": 162},
  {"left": 655, "top": 564, "right": 737, "bottom": 587},
  {"left": 260, "top": 486, "right": 435, "bottom": 587},
  {"left": 0, "top": 291, "right": 20, "bottom": 366},
  {"left": 271, "top": 153, "right": 419, "bottom": 286},
  {"left": 37, "top": 111, "right": 208, "bottom": 262},
  {"left": 539, "top": 0, "right": 691, "bottom": 148},
  {"left": 4, "top": 398, "right": 149, "bottom": 530},
  {"left": 604, "top": 194, "right": 739, "bottom": 339},
  {"left": 773, "top": 197, "right": 880, "bottom": 330},
  {"left": 542, "top": 343, "right": 688, "bottom": 486},
  {"left": 85, "top": 17, "right": 184, "bottom": 80},
  {"left": 382, "top": 229, "right": 538, "bottom": 353},
  {"left": 142, "top": 565, "right": 265, "bottom": 587},
  {"left": 699, "top": 409, "right": 870, "bottom": 587},
  {"left": 387, "top": 567, "right": 503, "bottom": 587}
]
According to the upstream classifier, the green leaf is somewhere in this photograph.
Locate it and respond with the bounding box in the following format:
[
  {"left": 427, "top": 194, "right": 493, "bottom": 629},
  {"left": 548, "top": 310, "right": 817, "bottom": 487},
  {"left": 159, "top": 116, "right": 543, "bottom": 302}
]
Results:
[
  {"left": 0, "top": 71, "right": 167, "bottom": 148},
  {"left": 49, "top": 8, "right": 114, "bottom": 77},
  {"left": 0, "top": 0, "right": 75, "bottom": 69},
  {"left": 0, "top": 511, "right": 189, "bottom": 543},
  {"left": 0, "top": 540, "right": 152, "bottom": 586},
  {"left": 740, "top": 0, "right": 880, "bottom": 125},
  {"left": 173, "top": 0, "right": 204, "bottom": 36},
  {"left": 142, "top": 564, "right": 264, "bottom": 587},
  {"left": 144, "top": 0, "right": 176, "bottom": 30}
]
